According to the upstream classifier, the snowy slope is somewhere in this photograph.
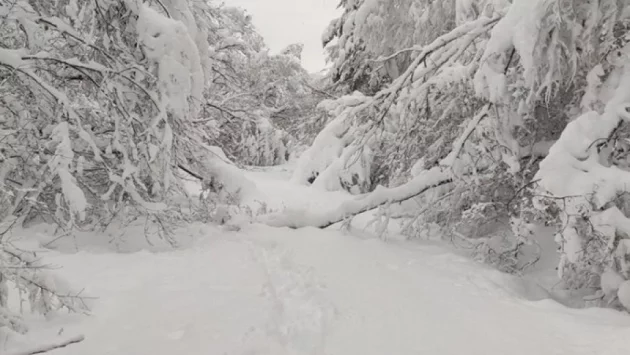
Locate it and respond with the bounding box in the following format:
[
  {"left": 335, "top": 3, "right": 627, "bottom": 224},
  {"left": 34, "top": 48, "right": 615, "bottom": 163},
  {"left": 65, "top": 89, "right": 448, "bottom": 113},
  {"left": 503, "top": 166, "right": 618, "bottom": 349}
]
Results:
[{"left": 5, "top": 166, "right": 630, "bottom": 355}]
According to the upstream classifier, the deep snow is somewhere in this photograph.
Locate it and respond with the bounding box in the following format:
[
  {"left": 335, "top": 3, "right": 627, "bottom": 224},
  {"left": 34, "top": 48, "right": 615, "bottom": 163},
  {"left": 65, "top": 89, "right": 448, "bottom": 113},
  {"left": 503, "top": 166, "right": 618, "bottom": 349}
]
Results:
[{"left": 4, "top": 164, "right": 630, "bottom": 355}]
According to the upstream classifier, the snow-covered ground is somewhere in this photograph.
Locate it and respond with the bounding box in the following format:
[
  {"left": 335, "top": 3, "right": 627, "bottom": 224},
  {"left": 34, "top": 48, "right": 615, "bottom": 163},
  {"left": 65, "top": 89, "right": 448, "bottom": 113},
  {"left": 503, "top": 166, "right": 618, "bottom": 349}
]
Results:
[{"left": 5, "top": 164, "right": 630, "bottom": 355}]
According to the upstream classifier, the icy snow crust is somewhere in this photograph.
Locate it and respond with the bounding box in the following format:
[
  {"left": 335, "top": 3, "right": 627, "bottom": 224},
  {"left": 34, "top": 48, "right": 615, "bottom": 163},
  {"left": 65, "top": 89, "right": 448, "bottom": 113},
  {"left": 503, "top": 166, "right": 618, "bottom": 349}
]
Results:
[{"left": 6, "top": 165, "right": 630, "bottom": 355}]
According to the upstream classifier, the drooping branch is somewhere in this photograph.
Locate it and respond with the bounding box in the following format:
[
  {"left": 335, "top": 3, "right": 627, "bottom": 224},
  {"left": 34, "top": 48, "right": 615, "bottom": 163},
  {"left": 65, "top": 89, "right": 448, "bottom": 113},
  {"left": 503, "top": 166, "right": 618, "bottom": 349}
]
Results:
[
  {"left": 264, "top": 100, "right": 523, "bottom": 230},
  {"left": 263, "top": 167, "right": 453, "bottom": 229}
]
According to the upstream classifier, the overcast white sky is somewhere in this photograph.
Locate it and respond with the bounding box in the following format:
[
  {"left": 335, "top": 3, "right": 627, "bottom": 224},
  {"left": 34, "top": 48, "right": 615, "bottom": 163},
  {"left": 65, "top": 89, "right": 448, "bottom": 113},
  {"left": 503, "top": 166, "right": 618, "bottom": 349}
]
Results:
[{"left": 222, "top": 0, "right": 341, "bottom": 73}]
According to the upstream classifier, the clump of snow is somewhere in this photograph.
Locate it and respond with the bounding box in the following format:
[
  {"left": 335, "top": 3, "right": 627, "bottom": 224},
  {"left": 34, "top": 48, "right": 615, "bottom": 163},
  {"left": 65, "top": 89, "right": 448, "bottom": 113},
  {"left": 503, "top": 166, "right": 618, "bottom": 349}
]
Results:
[
  {"left": 581, "top": 64, "right": 606, "bottom": 112},
  {"left": 618, "top": 280, "right": 630, "bottom": 311},
  {"left": 291, "top": 108, "right": 351, "bottom": 185},
  {"left": 48, "top": 122, "right": 87, "bottom": 221},
  {"left": 474, "top": 0, "right": 549, "bottom": 102},
  {"left": 65, "top": 0, "right": 79, "bottom": 23},
  {"left": 535, "top": 66, "right": 630, "bottom": 207},
  {"left": 601, "top": 269, "right": 625, "bottom": 299},
  {"left": 312, "top": 144, "right": 372, "bottom": 194},
  {"left": 322, "top": 18, "right": 340, "bottom": 46},
  {"left": 135, "top": 4, "right": 204, "bottom": 117},
  {"left": 207, "top": 155, "right": 258, "bottom": 203},
  {"left": 0, "top": 47, "right": 25, "bottom": 68},
  {"left": 291, "top": 93, "right": 373, "bottom": 193}
]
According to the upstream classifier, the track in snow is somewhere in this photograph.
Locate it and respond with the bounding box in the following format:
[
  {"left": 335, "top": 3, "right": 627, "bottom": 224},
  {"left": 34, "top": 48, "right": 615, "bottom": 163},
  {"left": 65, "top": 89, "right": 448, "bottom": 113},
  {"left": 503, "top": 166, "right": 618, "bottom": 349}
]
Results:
[
  {"left": 6, "top": 164, "right": 630, "bottom": 354},
  {"left": 7, "top": 224, "right": 630, "bottom": 355}
]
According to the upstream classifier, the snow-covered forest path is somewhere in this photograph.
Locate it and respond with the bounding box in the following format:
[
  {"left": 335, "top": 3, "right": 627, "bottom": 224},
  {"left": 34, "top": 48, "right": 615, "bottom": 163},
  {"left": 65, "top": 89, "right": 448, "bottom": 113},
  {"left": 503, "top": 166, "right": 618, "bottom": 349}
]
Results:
[{"left": 8, "top": 166, "right": 630, "bottom": 355}]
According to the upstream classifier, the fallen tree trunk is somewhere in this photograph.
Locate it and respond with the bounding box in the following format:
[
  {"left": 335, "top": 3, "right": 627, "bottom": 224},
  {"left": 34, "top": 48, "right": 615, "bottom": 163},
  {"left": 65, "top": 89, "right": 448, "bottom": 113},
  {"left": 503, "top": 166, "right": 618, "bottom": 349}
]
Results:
[
  {"left": 261, "top": 136, "right": 553, "bottom": 230},
  {"left": 263, "top": 98, "right": 551, "bottom": 230},
  {"left": 263, "top": 167, "right": 452, "bottom": 229}
]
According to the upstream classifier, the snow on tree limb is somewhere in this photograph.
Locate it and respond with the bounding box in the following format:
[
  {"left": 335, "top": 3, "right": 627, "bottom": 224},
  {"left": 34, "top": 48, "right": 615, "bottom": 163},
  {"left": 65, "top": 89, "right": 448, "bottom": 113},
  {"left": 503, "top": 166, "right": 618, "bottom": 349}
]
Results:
[
  {"left": 293, "top": 12, "right": 502, "bottom": 193},
  {"left": 264, "top": 166, "right": 453, "bottom": 229},
  {"left": 373, "top": 15, "right": 500, "bottom": 65},
  {"left": 271, "top": 108, "right": 498, "bottom": 230}
]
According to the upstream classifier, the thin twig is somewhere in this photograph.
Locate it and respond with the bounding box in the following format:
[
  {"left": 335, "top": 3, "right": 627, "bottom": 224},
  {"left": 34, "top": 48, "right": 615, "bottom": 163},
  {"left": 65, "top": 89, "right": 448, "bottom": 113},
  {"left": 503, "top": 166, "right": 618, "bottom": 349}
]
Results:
[{"left": 8, "top": 335, "right": 85, "bottom": 355}]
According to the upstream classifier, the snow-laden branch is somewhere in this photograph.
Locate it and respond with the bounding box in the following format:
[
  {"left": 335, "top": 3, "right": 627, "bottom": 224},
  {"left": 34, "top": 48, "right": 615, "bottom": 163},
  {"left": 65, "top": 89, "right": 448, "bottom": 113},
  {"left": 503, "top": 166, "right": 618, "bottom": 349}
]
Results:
[
  {"left": 264, "top": 167, "right": 453, "bottom": 229},
  {"left": 1, "top": 244, "right": 92, "bottom": 313},
  {"left": 319, "top": 15, "right": 501, "bottom": 127},
  {"left": 267, "top": 104, "right": 496, "bottom": 229},
  {"left": 535, "top": 105, "right": 630, "bottom": 208},
  {"left": 376, "top": 15, "right": 500, "bottom": 99},
  {"left": 21, "top": 55, "right": 109, "bottom": 73},
  {"left": 372, "top": 15, "right": 500, "bottom": 64},
  {"left": 442, "top": 106, "right": 490, "bottom": 167},
  {"left": 313, "top": 16, "right": 502, "bottom": 175}
]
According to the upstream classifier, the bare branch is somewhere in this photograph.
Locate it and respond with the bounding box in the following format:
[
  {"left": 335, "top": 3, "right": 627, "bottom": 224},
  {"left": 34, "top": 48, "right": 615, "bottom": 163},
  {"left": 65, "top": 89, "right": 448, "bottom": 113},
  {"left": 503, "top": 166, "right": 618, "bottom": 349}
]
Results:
[{"left": 8, "top": 335, "right": 85, "bottom": 355}]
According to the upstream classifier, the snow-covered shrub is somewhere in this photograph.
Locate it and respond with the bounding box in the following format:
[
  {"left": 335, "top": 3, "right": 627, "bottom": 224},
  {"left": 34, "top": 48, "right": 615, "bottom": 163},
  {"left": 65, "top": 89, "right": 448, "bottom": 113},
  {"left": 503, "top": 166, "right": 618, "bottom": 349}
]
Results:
[{"left": 0, "top": 223, "right": 88, "bottom": 335}]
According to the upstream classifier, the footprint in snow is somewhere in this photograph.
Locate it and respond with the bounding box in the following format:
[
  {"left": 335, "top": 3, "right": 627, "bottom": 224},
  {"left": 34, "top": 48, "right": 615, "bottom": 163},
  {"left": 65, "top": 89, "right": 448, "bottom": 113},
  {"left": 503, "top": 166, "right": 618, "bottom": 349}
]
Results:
[
  {"left": 167, "top": 329, "right": 186, "bottom": 340},
  {"left": 250, "top": 243, "right": 337, "bottom": 355}
]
